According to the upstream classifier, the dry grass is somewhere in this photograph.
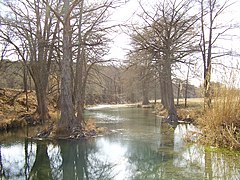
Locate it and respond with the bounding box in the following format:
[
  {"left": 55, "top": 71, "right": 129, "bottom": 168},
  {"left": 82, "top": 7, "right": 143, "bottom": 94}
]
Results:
[
  {"left": 176, "top": 98, "right": 204, "bottom": 122},
  {"left": 156, "top": 93, "right": 240, "bottom": 150},
  {"left": 0, "top": 88, "right": 57, "bottom": 130},
  {"left": 83, "top": 119, "right": 107, "bottom": 135},
  {"left": 155, "top": 98, "right": 204, "bottom": 121},
  {"left": 198, "top": 87, "right": 240, "bottom": 150},
  {"left": 0, "top": 88, "right": 37, "bottom": 130}
]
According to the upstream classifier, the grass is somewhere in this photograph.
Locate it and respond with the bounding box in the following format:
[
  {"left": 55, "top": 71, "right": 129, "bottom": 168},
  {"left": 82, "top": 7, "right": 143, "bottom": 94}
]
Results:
[
  {"left": 0, "top": 88, "right": 37, "bottom": 130},
  {"left": 176, "top": 98, "right": 204, "bottom": 122},
  {"left": 155, "top": 98, "right": 204, "bottom": 122},
  {"left": 197, "top": 86, "right": 240, "bottom": 150}
]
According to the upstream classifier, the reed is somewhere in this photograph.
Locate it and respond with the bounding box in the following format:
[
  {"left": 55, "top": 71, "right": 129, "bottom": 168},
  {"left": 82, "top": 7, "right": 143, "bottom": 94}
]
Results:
[{"left": 198, "top": 85, "right": 240, "bottom": 150}]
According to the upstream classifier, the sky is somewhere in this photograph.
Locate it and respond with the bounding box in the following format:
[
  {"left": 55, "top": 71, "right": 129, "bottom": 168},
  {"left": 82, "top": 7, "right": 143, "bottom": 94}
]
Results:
[{"left": 106, "top": 0, "right": 240, "bottom": 87}]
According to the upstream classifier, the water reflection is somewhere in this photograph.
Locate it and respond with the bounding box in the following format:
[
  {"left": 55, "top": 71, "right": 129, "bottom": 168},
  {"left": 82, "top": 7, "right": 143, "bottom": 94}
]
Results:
[
  {"left": 1, "top": 136, "right": 240, "bottom": 179},
  {"left": 50, "top": 140, "right": 120, "bottom": 179},
  {"left": 174, "top": 124, "right": 200, "bottom": 151},
  {"left": 0, "top": 139, "right": 36, "bottom": 179},
  {"left": 174, "top": 124, "right": 240, "bottom": 179},
  {"left": 0, "top": 108, "right": 240, "bottom": 179},
  {"left": 95, "top": 138, "right": 128, "bottom": 179}
]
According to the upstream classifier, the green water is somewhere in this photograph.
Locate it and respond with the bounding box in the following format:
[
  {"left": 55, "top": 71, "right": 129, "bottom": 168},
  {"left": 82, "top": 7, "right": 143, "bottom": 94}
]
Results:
[{"left": 0, "top": 106, "right": 240, "bottom": 179}]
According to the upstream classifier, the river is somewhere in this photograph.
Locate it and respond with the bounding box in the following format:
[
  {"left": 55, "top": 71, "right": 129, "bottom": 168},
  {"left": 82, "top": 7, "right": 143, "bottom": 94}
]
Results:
[{"left": 0, "top": 105, "right": 240, "bottom": 179}]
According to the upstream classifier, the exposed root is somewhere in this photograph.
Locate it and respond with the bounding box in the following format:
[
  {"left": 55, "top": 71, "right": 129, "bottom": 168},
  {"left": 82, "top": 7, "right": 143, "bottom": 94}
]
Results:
[{"left": 34, "top": 120, "right": 108, "bottom": 140}]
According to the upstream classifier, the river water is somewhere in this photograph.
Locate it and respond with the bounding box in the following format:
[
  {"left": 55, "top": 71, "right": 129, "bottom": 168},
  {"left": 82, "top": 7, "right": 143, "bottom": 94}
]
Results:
[{"left": 0, "top": 105, "right": 240, "bottom": 179}]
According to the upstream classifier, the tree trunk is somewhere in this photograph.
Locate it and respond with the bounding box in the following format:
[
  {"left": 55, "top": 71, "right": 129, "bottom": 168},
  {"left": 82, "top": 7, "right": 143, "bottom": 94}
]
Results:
[
  {"left": 163, "top": 61, "right": 178, "bottom": 122},
  {"left": 204, "top": 66, "right": 212, "bottom": 109},
  {"left": 159, "top": 72, "right": 167, "bottom": 108},
  {"left": 23, "top": 62, "right": 29, "bottom": 111},
  {"left": 142, "top": 92, "right": 149, "bottom": 105},
  {"left": 74, "top": 0, "right": 85, "bottom": 126},
  {"left": 177, "top": 81, "right": 180, "bottom": 106},
  {"left": 30, "top": 67, "right": 50, "bottom": 123},
  {"left": 74, "top": 43, "right": 85, "bottom": 125},
  {"left": 185, "top": 62, "right": 190, "bottom": 108},
  {"left": 58, "top": 0, "right": 77, "bottom": 134},
  {"left": 75, "top": 46, "right": 85, "bottom": 125},
  {"left": 35, "top": 85, "right": 49, "bottom": 123},
  {"left": 158, "top": 63, "right": 167, "bottom": 108},
  {"left": 142, "top": 81, "right": 150, "bottom": 105}
]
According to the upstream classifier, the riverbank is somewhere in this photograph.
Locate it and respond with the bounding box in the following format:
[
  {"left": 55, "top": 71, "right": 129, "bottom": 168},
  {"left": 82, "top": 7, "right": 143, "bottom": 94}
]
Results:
[
  {"left": 155, "top": 95, "right": 240, "bottom": 150},
  {"left": 155, "top": 98, "right": 204, "bottom": 123},
  {"left": 0, "top": 88, "right": 39, "bottom": 130},
  {"left": 0, "top": 88, "right": 106, "bottom": 138}
]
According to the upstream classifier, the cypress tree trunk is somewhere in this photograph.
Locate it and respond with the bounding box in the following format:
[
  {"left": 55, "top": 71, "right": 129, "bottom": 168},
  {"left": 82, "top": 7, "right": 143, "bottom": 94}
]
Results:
[
  {"left": 23, "top": 62, "right": 29, "bottom": 111},
  {"left": 142, "top": 80, "right": 150, "bottom": 105},
  {"left": 35, "top": 85, "right": 49, "bottom": 123},
  {"left": 30, "top": 66, "right": 50, "bottom": 123},
  {"left": 159, "top": 74, "right": 167, "bottom": 108},
  {"left": 163, "top": 61, "right": 178, "bottom": 122},
  {"left": 74, "top": 0, "right": 85, "bottom": 126},
  {"left": 58, "top": 0, "right": 77, "bottom": 134}
]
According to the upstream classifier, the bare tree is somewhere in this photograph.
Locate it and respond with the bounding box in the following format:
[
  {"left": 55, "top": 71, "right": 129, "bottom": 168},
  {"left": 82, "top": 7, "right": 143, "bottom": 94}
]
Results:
[
  {"left": 73, "top": 0, "right": 118, "bottom": 123},
  {"left": 198, "top": 0, "right": 232, "bottom": 108},
  {"left": 129, "top": 0, "right": 198, "bottom": 122},
  {"left": 45, "top": 0, "right": 125, "bottom": 134},
  {"left": 0, "top": 0, "right": 60, "bottom": 122},
  {"left": 127, "top": 47, "right": 153, "bottom": 105}
]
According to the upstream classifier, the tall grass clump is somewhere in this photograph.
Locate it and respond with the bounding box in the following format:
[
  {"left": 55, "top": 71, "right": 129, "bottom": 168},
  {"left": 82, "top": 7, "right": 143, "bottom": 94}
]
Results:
[{"left": 198, "top": 85, "right": 240, "bottom": 150}]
